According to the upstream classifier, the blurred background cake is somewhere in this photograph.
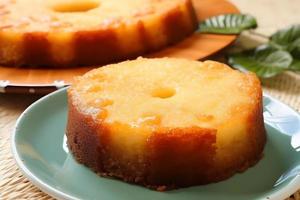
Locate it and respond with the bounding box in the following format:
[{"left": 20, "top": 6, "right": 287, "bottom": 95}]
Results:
[{"left": 0, "top": 0, "right": 197, "bottom": 67}]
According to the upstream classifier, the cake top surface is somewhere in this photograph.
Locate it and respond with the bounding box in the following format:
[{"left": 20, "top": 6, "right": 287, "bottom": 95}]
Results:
[
  {"left": 0, "top": 0, "right": 186, "bottom": 32},
  {"left": 70, "top": 57, "right": 261, "bottom": 129}
]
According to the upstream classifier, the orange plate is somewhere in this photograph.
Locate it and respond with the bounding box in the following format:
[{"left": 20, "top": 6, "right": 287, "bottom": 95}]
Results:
[{"left": 0, "top": 0, "right": 239, "bottom": 94}]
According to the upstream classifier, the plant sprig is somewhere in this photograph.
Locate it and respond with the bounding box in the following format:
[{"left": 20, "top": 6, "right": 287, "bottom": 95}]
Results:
[
  {"left": 229, "top": 25, "right": 300, "bottom": 78},
  {"left": 199, "top": 14, "right": 300, "bottom": 78},
  {"left": 199, "top": 14, "right": 257, "bottom": 34}
]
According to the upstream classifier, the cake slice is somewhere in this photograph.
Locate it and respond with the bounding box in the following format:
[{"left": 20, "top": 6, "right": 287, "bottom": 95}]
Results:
[{"left": 66, "top": 57, "right": 266, "bottom": 190}]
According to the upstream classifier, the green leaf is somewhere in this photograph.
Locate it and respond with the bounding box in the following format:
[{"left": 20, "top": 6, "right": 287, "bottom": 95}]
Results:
[
  {"left": 199, "top": 14, "right": 257, "bottom": 34},
  {"left": 270, "top": 25, "right": 300, "bottom": 57},
  {"left": 290, "top": 38, "right": 300, "bottom": 58},
  {"left": 289, "top": 59, "right": 300, "bottom": 71},
  {"left": 228, "top": 45, "right": 293, "bottom": 78}
]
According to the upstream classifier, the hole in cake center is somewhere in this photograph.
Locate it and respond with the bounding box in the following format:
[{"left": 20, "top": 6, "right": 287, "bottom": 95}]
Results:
[
  {"left": 51, "top": 1, "right": 100, "bottom": 12},
  {"left": 151, "top": 87, "right": 175, "bottom": 99}
]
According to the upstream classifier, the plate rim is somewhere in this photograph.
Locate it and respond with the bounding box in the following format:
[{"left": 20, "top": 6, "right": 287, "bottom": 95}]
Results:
[
  {"left": 11, "top": 88, "right": 77, "bottom": 200},
  {"left": 11, "top": 88, "right": 300, "bottom": 200}
]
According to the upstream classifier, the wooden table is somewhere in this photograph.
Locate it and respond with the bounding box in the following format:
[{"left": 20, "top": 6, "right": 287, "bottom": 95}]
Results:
[{"left": 1, "top": 0, "right": 300, "bottom": 199}]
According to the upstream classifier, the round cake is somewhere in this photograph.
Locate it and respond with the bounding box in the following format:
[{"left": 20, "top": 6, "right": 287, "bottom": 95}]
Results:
[
  {"left": 66, "top": 57, "right": 266, "bottom": 190},
  {"left": 0, "top": 0, "right": 197, "bottom": 67}
]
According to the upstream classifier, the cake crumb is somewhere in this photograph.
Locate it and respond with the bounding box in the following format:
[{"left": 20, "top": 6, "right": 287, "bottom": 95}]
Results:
[{"left": 157, "top": 186, "right": 167, "bottom": 191}]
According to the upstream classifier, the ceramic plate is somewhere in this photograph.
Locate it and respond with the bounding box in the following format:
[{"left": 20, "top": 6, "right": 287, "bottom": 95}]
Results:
[
  {"left": 12, "top": 88, "right": 300, "bottom": 200},
  {"left": 0, "top": 0, "right": 239, "bottom": 94}
]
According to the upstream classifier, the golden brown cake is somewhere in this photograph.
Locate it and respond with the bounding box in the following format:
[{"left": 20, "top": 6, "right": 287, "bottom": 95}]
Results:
[
  {"left": 0, "top": 0, "right": 197, "bottom": 67},
  {"left": 66, "top": 58, "right": 266, "bottom": 190}
]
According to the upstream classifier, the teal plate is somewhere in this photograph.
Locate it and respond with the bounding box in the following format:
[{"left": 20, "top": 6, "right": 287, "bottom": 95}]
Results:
[{"left": 12, "top": 88, "right": 300, "bottom": 200}]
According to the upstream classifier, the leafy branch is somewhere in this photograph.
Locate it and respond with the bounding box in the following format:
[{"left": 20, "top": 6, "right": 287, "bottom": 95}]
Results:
[
  {"left": 199, "top": 14, "right": 300, "bottom": 78},
  {"left": 199, "top": 14, "right": 257, "bottom": 34}
]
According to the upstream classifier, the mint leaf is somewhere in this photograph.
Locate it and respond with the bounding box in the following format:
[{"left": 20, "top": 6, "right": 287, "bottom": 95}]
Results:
[
  {"left": 270, "top": 25, "right": 300, "bottom": 57},
  {"left": 290, "top": 59, "right": 300, "bottom": 71},
  {"left": 228, "top": 45, "right": 293, "bottom": 78},
  {"left": 199, "top": 14, "right": 257, "bottom": 34}
]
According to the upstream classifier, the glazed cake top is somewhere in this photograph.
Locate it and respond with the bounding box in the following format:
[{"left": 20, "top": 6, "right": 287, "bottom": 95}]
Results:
[
  {"left": 70, "top": 58, "right": 262, "bottom": 130},
  {"left": 0, "top": 0, "right": 188, "bottom": 32}
]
